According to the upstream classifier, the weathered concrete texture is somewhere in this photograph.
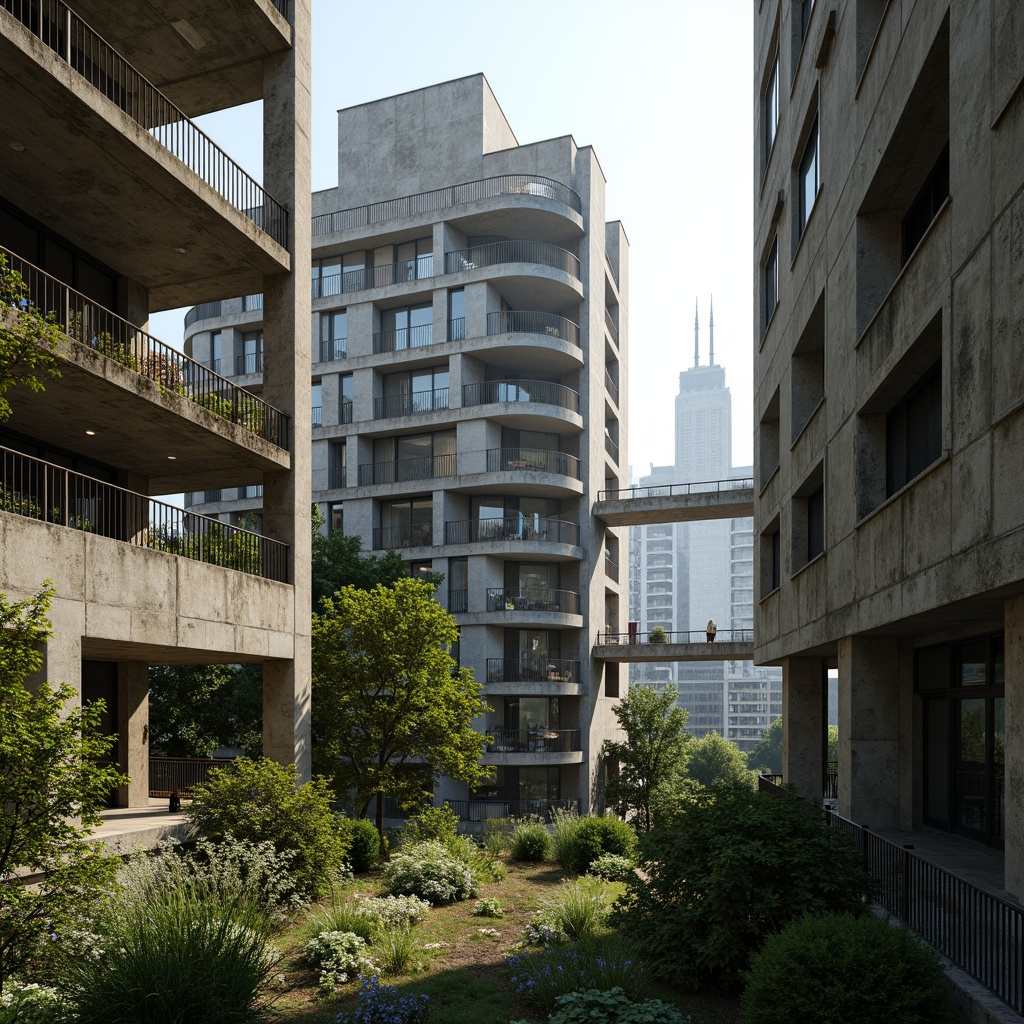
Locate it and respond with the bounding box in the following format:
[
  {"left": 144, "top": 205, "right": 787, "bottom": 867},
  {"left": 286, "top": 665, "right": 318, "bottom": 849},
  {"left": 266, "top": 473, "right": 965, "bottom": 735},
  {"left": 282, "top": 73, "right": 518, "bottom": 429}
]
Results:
[
  {"left": 117, "top": 662, "right": 149, "bottom": 808},
  {"left": 782, "top": 657, "right": 825, "bottom": 799},
  {"left": 593, "top": 641, "right": 755, "bottom": 663},
  {"left": 593, "top": 487, "right": 753, "bottom": 526}
]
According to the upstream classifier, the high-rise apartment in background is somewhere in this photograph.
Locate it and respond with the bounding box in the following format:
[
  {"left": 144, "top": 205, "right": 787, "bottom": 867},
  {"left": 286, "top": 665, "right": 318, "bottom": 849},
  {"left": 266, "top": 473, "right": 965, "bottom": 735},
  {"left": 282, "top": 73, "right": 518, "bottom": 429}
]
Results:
[
  {"left": 754, "top": 0, "right": 1021, "bottom": 891},
  {"left": 630, "top": 306, "right": 781, "bottom": 752},
  {"left": 0, "top": 1, "right": 312, "bottom": 802},
  {"left": 185, "top": 75, "right": 629, "bottom": 814}
]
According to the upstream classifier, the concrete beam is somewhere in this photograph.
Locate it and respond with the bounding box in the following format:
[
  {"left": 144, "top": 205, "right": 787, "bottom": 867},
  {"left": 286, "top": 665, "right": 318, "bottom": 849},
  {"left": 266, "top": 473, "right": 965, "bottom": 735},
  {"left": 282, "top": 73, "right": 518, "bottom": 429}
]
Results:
[
  {"left": 592, "top": 641, "right": 754, "bottom": 663},
  {"left": 593, "top": 487, "right": 754, "bottom": 526}
]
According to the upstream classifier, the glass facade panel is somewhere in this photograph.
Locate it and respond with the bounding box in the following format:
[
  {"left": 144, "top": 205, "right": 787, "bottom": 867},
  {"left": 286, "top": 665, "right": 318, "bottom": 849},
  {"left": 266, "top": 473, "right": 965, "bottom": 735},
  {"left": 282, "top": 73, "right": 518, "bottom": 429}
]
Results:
[{"left": 955, "top": 698, "right": 986, "bottom": 834}]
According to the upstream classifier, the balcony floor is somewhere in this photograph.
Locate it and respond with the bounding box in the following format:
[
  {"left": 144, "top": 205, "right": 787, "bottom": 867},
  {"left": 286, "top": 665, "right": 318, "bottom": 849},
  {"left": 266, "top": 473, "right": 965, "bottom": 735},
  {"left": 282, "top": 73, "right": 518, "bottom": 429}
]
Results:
[{"left": 92, "top": 798, "right": 193, "bottom": 854}]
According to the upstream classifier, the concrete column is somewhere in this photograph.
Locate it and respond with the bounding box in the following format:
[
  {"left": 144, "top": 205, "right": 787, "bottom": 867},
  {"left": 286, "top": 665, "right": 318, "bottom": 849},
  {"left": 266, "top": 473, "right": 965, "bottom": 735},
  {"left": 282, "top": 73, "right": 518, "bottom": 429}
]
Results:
[
  {"left": 260, "top": 0, "right": 312, "bottom": 779},
  {"left": 116, "top": 662, "right": 149, "bottom": 807},
  {"left": 782, "top": 656, "right": 824, "bottom": 799},
  {"left": 1004, "top": 596, "right": 1024, "bottom": 901},
  {"left": 838, "top": 635, "right": 904, "bottom": 829}
]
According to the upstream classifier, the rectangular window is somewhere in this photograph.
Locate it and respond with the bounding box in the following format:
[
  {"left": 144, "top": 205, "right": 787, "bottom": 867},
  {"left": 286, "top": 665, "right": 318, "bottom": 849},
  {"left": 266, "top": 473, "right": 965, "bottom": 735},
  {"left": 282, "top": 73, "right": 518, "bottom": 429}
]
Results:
[
  {"left": 320, "top": 310, "right": 347, "bottom": 362},
  {"left": 901, "top": 145, "right": 949, "bottom": 264},
  {"left": 806, "top": 484, "right": 824, "bottom": 561},
  {"left": 312, "top": 257, "right": 341, "bottom": 299},
  {"left": 311, "top": 381, "right": 322, "bottom": 428},
  {"left": 210, "top": 331, "right": 222, "bottom": 373},
  {"left": 329, "top": 441, "right": 346, "bottom": 489},
  {"left": 329, "top": 502, "right": 344, "bottom": 534},
  {"left": 763, "top": 237, "right": 779, "bottom": 331},
  {"left": 378, "top": 303, "right": 434, "bottom": 353},
  {"left": 798, "top": 117, "right": 820, "bottom": 233},
  {"left": 448, "top": 288, "right": 466, "bottom": 341},
  {"left": 885, "top": 361, "right": 941, "bottom": 496},
  {"left": 339, "top": 373, "right": 354, "bottom": 424},
  {"left": 763, "top": 52, "right": 780, "bottom": 168},
  {"left": 238, "top": 331, "right": 262, "bottom": 375}
]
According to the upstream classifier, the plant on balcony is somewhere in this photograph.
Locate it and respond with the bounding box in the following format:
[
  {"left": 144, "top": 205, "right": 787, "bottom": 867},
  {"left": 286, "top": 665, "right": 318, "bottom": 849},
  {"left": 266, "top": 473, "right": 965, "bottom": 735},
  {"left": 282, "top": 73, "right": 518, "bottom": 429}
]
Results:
[
  {"left": 0, "top": 255, "right": 62, "bottom": 422},
  {"left": 192, "top": 389, "right": 233, "bottom": 422},
  {"left": 93, "top": 331, "right": 141, "bottom": 373},
  {"left": 647, "top": 626, "right": 667, "bottom": 643}
]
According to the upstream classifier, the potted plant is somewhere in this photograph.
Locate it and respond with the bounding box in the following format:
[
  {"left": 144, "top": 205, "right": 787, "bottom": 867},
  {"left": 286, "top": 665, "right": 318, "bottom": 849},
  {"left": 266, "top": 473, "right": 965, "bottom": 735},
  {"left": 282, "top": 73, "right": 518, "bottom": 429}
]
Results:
[{"left": 648, "top": 626, "right": 667, "bottom": 644}]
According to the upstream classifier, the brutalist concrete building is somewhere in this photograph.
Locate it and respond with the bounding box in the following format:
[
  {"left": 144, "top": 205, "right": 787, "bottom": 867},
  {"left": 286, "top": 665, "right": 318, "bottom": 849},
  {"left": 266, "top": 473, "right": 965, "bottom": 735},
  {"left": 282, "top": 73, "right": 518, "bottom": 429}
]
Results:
[
  {"left": 754, "top": 0, "right": 1024, "bottom": 895},
  {"left": 0, "top": 0, "right": 312, "bottom": 800},
  {"left": 184, "top": 74, "right": 629, "bottom": 814}
]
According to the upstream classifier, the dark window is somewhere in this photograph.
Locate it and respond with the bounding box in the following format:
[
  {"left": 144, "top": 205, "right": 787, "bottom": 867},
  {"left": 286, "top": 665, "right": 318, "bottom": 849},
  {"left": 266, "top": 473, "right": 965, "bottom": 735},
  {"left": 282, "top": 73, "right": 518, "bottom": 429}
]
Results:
[
  {"left": 798, "top": 117, "right": 820, "bottom": 233},
  {"left": 771, "top": 530, "right": 781, "bottom": 590},
  {"left": 807, "top": 485, "right": 824, "bottom": 560},
  {"left": 764, "top": 53, "right": 780, "bottom": 167},
  {"left": 448, "top": 288, "right": 466, "bottom": 341},
  {"left": 320, "top": 310, "right": 347, "bottom": 361},
  {"left": 886, "top": 361, "right": 941, "bottom": 496},
  {"left": 800, "top": 0, "right": 816, "bottom": 41},
  {"left": 329, "top": 502, "right": 344, "bottom": 534},
  {"left": 902, "top": 145, "right": 949, "bottom": 264},
  {"left": 339, "top": 373, "right": 354, "bottom": 423},
  {"left": 764, "top": 238, "right": 779, "bottom": 329}
]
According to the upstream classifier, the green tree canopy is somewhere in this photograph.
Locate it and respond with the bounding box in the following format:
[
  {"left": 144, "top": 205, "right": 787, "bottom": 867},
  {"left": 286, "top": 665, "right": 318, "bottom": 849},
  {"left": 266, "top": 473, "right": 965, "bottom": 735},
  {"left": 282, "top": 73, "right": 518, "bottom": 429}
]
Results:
[
  {"left": 311, "top": 578, "right": 487, "bottom": 836},
  {"left": 0, "top": 585, "right": 125, "bottom": 990},
  {"left": 602, "top": 684, "right": 690, "bottom": 832},
  {"left": 746, "top": 718, "right": 839, "bottom": 775},
  {"left": 684, "top": 731, "right": 754, "bottom": 790}
]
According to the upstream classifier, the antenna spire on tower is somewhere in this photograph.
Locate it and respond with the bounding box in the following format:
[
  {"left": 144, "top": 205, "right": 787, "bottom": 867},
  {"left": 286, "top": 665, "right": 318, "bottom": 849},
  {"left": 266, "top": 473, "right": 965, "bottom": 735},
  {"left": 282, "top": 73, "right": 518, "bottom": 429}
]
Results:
[
  {"left": 709, "top": 296, "right": 715, "bottom": 366},
  {"left": 693, "top": 297, "right": 699, "bottom": 368}
]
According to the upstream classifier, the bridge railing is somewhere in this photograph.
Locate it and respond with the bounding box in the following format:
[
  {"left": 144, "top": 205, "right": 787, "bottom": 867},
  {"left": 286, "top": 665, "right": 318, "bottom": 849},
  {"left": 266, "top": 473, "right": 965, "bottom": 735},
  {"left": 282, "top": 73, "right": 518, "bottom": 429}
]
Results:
[
  {"left": 598, "top": 477, "right": 754, "bottom": 501},
  {"left": 597, "top": 628, "right": 754, "bottom": 645}
]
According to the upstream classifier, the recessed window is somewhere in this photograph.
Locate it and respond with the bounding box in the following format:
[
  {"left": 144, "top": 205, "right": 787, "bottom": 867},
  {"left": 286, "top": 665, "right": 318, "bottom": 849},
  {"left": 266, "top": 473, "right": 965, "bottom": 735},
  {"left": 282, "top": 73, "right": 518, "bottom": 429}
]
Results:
[
  {"left": 329, "top": 501, "right": 344, "bottom": 534},
  {"left": 886, "top": 361, "right": 941, "bottom": 497},
  {"left": 238, "top": 330, "right": 262, "bottom": 375},
  {"left": 448, "top": 288, "right": 466, "bottom": 341},
  {"left": 797, "top": 117, "right": 820, "bottom": 234},
  {"left": 763, "top": 237, "right": 779, "bottom": 332},
  {"left": 320, "top": 310, "right": 346, "bottom": 362},
  {"left": 902, "top": 145, "right": 949, "bottom": 264},
  {"left": 329, "top": 441, "right": 346, "bottom": 489},
  {"left": 763, "top": 52, "right": 780, "bottom": 169},
  {"left": 760, "top": 518, "right": 782, "bottom": 598},
  {"left": 759, "top": 387, "right": 781, "bottom": 488},
  {"left": 791, "top": 293, "right": 825, "bottom": 441},
  {"left": 311, "top": 380, "right": 322, "bottom": 427},
  {"left": 339, "top": 373, "right": 353, "bottom": 424}
]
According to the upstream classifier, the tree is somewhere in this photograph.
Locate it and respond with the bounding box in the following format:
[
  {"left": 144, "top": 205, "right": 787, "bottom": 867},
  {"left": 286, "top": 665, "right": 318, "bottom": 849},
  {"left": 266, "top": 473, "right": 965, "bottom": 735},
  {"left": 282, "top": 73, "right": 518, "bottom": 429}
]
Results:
[
  {"left": 602, "top": 684, "right": 690, "bottom": 831},
  {"left": 311, "top": 578, "right": 488, "bottom": 838},
  {"left": 746, "top": 718, "right": 840, "bottom": 775},
  {"left": 0, "top": 255, "right": 62, "bottom": 422},
  {"left": 683, "top": 731, "right": 754, "bottom": 790},
  {"left": 0, "top": 585, "right": 126, "bottom": 991}
]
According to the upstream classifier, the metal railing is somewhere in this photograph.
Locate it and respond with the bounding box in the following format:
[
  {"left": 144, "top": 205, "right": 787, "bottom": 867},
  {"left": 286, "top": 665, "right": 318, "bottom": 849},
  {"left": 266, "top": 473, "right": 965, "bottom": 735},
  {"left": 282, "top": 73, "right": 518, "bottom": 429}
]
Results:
[
  {"left": 339, "top": 399, "right": 353, "bottom": 424},
  {"left": 597, "top": 627, "right": 754, "bottom": 644},
  {"left": 826, "top": 760, "right": 838, "bottom": 800},
  {"left": 372, "top": 323, "right": 434, "bottom": 354},
  {"left": 312, "top": 255, "right": 434, "bottom": 299},
  {"left": 599, "top": 476, "right": 755, "bottom": 501},
  {"left": 605, "top": 554, "right": 618, "bottom": 579},
  {"left": 374, "top": 387, "right": 449, "bottom": 419},
  {"left": 372, "top": 523, "right": 433, "bottom": 550},
  {"left": 486, "top": 447, "right": 581, "bottom": 479},
  {"left": 605, "top": 370, "right": 619, "bottom": 405},
  {"left": 445, "top": 797, "right": 580, "bottom": 822},
  {"left": 311, "top": 174, "right": 582, "bottom": 236},
  {"left": 486, "top": 310, "right": 581, "bottom": 348},
  {"left": 445, "top": 516, "right": 580, "bottom": 547},
  {"left": 328, "top": 460, "right": 346, "bottom": 489},
  {"left": 149, "top": 756, "right": 234, "bottom": 798},
  {"left": 605, "top": 433, "right": 619, "bottom": 461},
  {"left": 2, "top": 247, "right": 287, "bottom": 448},
  {"left": 235, "top": 351, "right": 263, "bottom": 375},
  {"left": 447, "top": 317, "right": 466, "bottom": 342},
  {"left": 445, "top": 240, "right": 580, "bottom": 280},
  {"left": 486, "top": 727, "right": 581, "bottom": 754},
  {"left": 1, "top": 445, "right": 288, "bottom": 581},
  {"left": 311, "top": 405, "right": 322, "bottom": 427},
  {"left": 605, "top": 308, "right": 619, "bottom": 344},
  {"left": 358, "top": 453, "right": 456, "bottom": 486},
  {"left": 319, "top": 337, "right": 346, "bottom": 362},
  {"left": 0, "top": 0, "right": 287, "bottom": 247},
  {"left": 447, "top": 588, "right": 468, "bottom": 614},
  {"left": 487, "top": 588, "right": 580, "bottom": 615},
  {"left": 184, "top": 300, "right": 223, "bottom": 329},
  {"left": 242, "top": 293, "right": 263, "bottom": 312},
  {"left": 463, "top": 379, "right": 580, "bottom": 414},
  {"left": 486, "top": 658, "right": 580, "bottom": 684}
]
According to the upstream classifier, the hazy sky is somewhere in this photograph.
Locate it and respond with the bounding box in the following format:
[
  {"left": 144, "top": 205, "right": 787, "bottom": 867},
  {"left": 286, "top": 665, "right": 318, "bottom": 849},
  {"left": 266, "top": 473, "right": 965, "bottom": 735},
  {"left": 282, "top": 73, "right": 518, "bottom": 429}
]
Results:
[{"left": 150, "top": 0, "right": 754, "bottom": 475}]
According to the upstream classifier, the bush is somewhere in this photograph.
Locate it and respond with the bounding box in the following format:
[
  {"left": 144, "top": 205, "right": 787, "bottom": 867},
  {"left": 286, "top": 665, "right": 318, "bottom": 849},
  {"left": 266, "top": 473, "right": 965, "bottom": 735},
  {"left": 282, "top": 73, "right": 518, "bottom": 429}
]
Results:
[
  {"left": 0, "top": 982, "right": 70, "bottom": 1024},
  {"left": 587, "top": 852, "right": 635, "bottom": 882},
  {"left": 401, "top": 805, "right": 460, "bottom": 849},
  {"left": 384, "top": 840, "right": 478, "bottom": 905},
  {"left": 648, "top": 626, "right": 667, "bottom": 643},
  {"left": 511, "top": 987, "right": 691, "bottom": 1024},
  {"left": 555, "top": 814, "right": 636, "bottom": 875},
  {"left": 370, "top": 925, "right": 419, "bottom": 977},
  {"left": 307, "top": 902, "right": 377, "bottom": 944},
  {"left": 614, "top": 786, "right": 870, "bottom": 991},
  {"left": 741, "top": 913, "right": 953, "bottom": 1024},
  {"left": 356, "top": 895, "right": 431, "bottom": 929},
  {"left": 542, "top": 876, "right": 610, "bottom": 941},
  {"left": 345, "top": 817, "right": 384, "bottom": 872},
  {"left": 336, "top": 977, "right": 429, "bottom": 1024},
  {"left": 187, "top": 758, "right": 349, "bottom": 898},
  {"left": 473, "top": 897, "right": 505, "bottom": 919},
  {"left": 304, "top": 930, "right": 371, "bottom": 992},
  {"left": 509, "top": 821, "right": 552, "bottom": 862},
  {"left": 483, "top": 816, "right": 515, "bottom": 857}
]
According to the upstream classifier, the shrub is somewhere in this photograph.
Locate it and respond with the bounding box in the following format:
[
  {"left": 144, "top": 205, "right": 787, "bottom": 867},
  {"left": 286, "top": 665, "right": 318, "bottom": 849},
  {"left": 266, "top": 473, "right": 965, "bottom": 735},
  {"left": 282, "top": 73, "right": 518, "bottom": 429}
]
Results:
[
  {"left": 483, "top": 816, "right": 515, "bottom": 857},
  {"left": 522, "top": 908, "right": 565, "bottom": 948},
  {"left": 304, "top": 930, "right": 371, "bottom": 993},
  {"left": 542, "top": 876, "right": 610, "bottom": 941},
  {"left": 648, "top": 626, "right": 667, "bottom": 643},
  {"left": 473, "top": 897, "right": 505, "bottom": 919},
  {"left": 557, "top": 815, "right": 636, "bottom": 875},
  {"left": 401, "top": 805, "right": 461, "bottom": 849},
  {"left": 0, "top": 982, "right": 70, "bottom": 1024},
  {"left": 587, "top": 852, "right": 635, "bottom": 882},
  {"left": 384, "top": 840, "right": 478, "bottom": 905},
  {"left": 307, "top": 902, "right": 377, "bottom": 944},
  {"left": 370, "top": 925, "right": 419, "bottom": 977},
  {"left": 509, "top": 821, "right": 552, "bottom": 862},
  {"left": 550, "top": 808, "right": 585, "bottom": 873},
  {"left": 511, "top": 987, "right": 691, "bottom": 1024},
  {"left": 187, "top": 758, "right": 350, "bottom": 898},
  {"left": 357, "top": 895, "right": 431, "bottom": 929},
  {"left": 508, "top": 935, "right": 646, "bottom": 1007},
  {"left": 614, "top": 785, "right": 870, "bottom": 990},
  {"left": 336, "top": 977, "right": 429, "bottom": 1024},
  {"left": 343, "top": 817, "right": 384, "bottom": 872},
  {"left": 741, "top": 913, "right": 953, "bottom": 1024}
]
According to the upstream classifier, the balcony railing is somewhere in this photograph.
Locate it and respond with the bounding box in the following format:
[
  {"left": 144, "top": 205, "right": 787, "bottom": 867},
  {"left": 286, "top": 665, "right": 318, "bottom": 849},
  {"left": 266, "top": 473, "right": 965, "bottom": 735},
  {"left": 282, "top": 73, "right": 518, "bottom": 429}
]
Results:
[
  {"left": 0, "top": 445, "right": 288, "bottom": 581},
  {"left": 312, "top": 255, "right": 434, "bottom": 299},
  {"left": 487, "top": 588, "right": 580, "bottom": 614},
  {"left": 372, "top": 523, "right": 433, "bottom": 550},
  {"left": 605, "top": 433, "right": 619, "bottom": 461},
  {"left": 447, "top": 317, "right": 466, "bottom": 342},
  {"left": 311, "top": 405, "right": 322, "bottom": 427},
  {"left": 486, "top": 727, "right": 581, "bottom": 754},
  {"left": 597, "top": 628, "right": 755, "bottom": 644},
  {"left": 447, "top": 588, "right": 468, "bottom": 614},
  {"left": 605, "top": 554, "right": 618, "bottom": 580},
  {"left": 486, "top": 658, "right": 580, "bottom": 684},
  {"left": 445, "top": 516, "right": 580, "bottom": 547},
  {"left": 319, "top": 337, "right": 346, "bottom": 362},
  {"left": 358, "top": 453, "right": 456, "bottom": 486},
  {"left": 372, "top": 323, "right": 434, "bottom": 354},
  {"left": 328, "top": 461, "right": 346, "bottom": 489},
  {"left": 311, "top": 174, "right": 582, "bottom": 236},
  {"left": 462, "top": 379, "right": 580, "bottom": 414},
  {"left": 2, "top": 246, "right": 287, "bottom": 449},
  {"left": 242, "top": 293, "right": 263, "bottom": 312},
  {"left": 374, "top": 387, "right": 449, "bottom": 419},
  {"left": 599, "top": 476, "right": 755, "bottom": 501},
  {"left": 486, "top": 310, "right": 580, "bottom": 348},
  {"left": 235, "top": 351, "right": 263, "bottom": 375},
  {"left": 445, "top": 240, "right": 580, "bottom": 280},
  {"left": 605, "top": 370, "right": 619, "bottom": 405},
  {"left": 486, "top": 447, "right": 581, "bottom": 479},
  {"left": 149, "top": 756, "right": 234, "bottom": 798},
  {"left": 184, "top": 300, "right": 223, "bottom": 329},
  {"left": 605, "top": 308, "right": 619, "bottom": 344},
  {"left": 0, "top": 0, "right": 287, "bottom": 246},
  {"left": 339, "top": 399, "right": 353, "bottom": 424}
]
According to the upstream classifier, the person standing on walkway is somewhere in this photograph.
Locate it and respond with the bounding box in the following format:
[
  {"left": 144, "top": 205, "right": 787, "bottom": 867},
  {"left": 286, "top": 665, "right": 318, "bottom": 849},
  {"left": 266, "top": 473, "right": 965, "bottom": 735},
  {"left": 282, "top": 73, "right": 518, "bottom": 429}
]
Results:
[{"left": 706, "top": 619, "right": 717, "bottom": 643}]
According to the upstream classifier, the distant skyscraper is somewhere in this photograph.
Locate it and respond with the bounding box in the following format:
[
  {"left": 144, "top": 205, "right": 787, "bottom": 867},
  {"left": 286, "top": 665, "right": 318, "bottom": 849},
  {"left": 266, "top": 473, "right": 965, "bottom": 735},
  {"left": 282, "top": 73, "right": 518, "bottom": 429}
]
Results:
[{"left": 630, "top": 301, "right": 781, "bottom": 751}]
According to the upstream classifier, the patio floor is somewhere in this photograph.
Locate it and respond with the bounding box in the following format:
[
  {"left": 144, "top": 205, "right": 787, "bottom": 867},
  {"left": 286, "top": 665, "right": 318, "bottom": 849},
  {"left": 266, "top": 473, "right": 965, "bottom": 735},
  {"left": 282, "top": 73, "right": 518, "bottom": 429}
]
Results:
[{"left": 93, "top": 798, "right": 193, "bottom": 854}]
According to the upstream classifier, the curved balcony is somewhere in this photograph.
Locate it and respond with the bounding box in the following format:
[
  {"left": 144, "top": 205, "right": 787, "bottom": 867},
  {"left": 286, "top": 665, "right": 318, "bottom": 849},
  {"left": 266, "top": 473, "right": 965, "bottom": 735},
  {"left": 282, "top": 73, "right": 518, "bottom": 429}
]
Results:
[
  {"left": 486, "top": 658, "right": 581, "bottom": 685},
  {"left": 311, "top": 174, "right": 582, "bottom": 236},
  {"left": 374, "top": 388, "right": 449, "bottom": 420},
  {"left": 486, "top": 588, "right": 580, "bottom": 615},
  {"left": 444, "top": 516, "right": 580, "bottom": 548},
  {"left": 486, "top": 311, "right": 580, "bottom": 348},
  {"left": 462, "top": 380, "right": 580, "bottom": 415},
  {"left": 358, "top": 453, "right": 456, "bottom": 487},
  {"left": 485, "top": 727, "right": 581, "bottom": 754},
  {"left": 445, "top": 240, "right": 580, "bottom": 280},
  {"left": 486, "top": 448, "right": 580, "bottom": 480},
  {"left": 313, "top": 255, "right": 434, "bottom": 301}
]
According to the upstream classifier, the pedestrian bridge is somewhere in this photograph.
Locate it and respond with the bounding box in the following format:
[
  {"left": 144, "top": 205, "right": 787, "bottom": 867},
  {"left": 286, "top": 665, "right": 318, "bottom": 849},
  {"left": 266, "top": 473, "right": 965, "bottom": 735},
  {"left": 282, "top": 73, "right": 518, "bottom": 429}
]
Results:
[
  {"left": 593, "top": 478, "right": 753, "bottom": 526},
  {"left": 592, "top": 629, "right": 755, "bottom": 663}
]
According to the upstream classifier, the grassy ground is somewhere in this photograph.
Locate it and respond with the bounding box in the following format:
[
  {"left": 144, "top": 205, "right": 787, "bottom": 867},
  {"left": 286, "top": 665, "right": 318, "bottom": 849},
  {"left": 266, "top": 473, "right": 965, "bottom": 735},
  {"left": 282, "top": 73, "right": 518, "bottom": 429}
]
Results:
[{"left": 268, "top": 860, "right": 742, "bottom": 1024}]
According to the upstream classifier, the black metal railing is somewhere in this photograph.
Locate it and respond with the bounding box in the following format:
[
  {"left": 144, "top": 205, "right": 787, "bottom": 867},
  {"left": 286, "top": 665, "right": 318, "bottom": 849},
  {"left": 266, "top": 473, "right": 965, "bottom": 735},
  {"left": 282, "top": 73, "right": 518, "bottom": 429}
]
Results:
[
  {"left": 319, "top": 337, "right": 346, "bottom": 362},
  {"left": 358, "top": 453, "right": 455, "bottom": 486},
  {"left": 339, "top": 399, "right": 353, "bottom": 424},
  {"left": 328, "top": 460, "right": 346, "bottom": 490},
  {"left": 2, "top": 247, "right": 287, "bottom": 448},
  {"left": 826, "top": 760, "right": 838, "bottom": 800},
  {"left": 312, "top": 256, "right": 434, "bottom": 299},
  {"left": 184, "top": 300, "right": 223, "bottom": 329},
  {"left": 444, "top": 797, "right": 580, "bottom": 822},
  {"left": 444, "top": 516, "right": 580, "bottom": 547},
  {"left": 235, "top": 351, "right": 263, "bottom": 375},
  {"left": 372, "top": 323, "right": 434, "bottom": 353},
  {"left": 447, "top": 588, "right": 468, "bottom": 614},
  {"left": 598, "top": 477, "right": 755, "bottom": 501},
  {"left": 486, "top": 447, "right": 581, "bottom": 479},
  {"left": 486, "top": 310, "right": 580, "bottom": 347},
  {"left": 463, "top": 379, "right": 580, "bottom": 414},
  {"left": 269, "top": 0, "right": 289, "bottom": 17},
  {"left": 486, "top": 657, "right": 580, "bottom": 684},
  {"left": 605, "top": 433, "right": 619, "bottom": 461},
  {"left": 445, "top": 240, "right": 580, "bottom": 280},
  {"left": 372, "top": 523, "right": 433, "bottom": 550},
  {"left": 447, "top": 317, "right": 466, "bottom": 342},
  {"left": 149, "top": 756, "right": 234, "bottom": 798},
  {"left": 486, "top": 727, "right": 581, "bottom": 754},
  {"left": 487, "top": 588, "right": 580, "bottom": 614},
  {"left": 0, "top": 1, "right": 287, "bottom": 246},
  {"left": 1, "top": 445, "right": 288, "bottom": 581},
  {"left": 311, "top": 405, "right": 322, "bottom": 427},
  {"left": 311, "top": 174, "right": 582, "bottom": 236},
  {"left": 373, "top": 387, "right": 449, "bottom": 419},
  {"left": 597, "top": 628, "right": 755, "bottom": 644}
]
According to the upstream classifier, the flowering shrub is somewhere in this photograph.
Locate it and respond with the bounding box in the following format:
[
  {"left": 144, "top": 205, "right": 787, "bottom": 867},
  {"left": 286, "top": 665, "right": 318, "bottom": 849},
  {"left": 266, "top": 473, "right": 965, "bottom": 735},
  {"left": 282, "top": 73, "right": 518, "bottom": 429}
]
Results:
[
  {"left": 336, "top": 976, "right": 429, "bottom": 1024},
  {"left": 472, "top": 897, "right": 505, "bottom": 919},
  {"left": 522, "top": 909, "right": 564, "bottom": 947},
  {"left": 304, "top": 930, "right": 372, "bottom": 993},
  {"left": 384, "top": 841, "right": 477, "bottom": 905},
  {"left": 356, "top": 894, "right": 431, "bottom": 929},
  {"left": 0, "top": 981, "right": 69, "bottom": 1024},
  {"left": 586, "top": 852, "right": 635, "bottom": 882},
  {"left": 511, "top": 987, "right": 691, "bottom": 1024}
]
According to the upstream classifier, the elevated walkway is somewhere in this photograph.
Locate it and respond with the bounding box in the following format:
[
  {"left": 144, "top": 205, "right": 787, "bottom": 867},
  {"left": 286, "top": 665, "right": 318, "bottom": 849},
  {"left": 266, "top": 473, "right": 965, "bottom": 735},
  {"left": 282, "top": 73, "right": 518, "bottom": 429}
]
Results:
[
  {"left": 594, "top": 478, "right": 753, "bottom": 526},
  {"left": 593, "top": 629, "right": 755, "bottom": 663}
]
